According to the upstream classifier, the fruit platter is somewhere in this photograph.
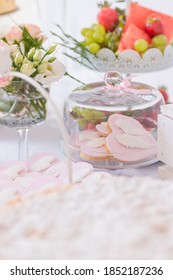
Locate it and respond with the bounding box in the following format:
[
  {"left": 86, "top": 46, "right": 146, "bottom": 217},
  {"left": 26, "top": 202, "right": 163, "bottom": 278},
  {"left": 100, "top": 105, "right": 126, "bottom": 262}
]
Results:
[{"left": 54, "top": 1, "right": 173, "bottom": 74}]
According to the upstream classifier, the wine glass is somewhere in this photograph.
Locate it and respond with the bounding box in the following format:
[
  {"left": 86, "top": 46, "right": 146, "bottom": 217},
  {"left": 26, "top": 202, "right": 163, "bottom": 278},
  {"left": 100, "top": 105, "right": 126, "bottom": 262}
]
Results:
[{"left": 0, "top": 79, "right": 47, "bottom": 161}]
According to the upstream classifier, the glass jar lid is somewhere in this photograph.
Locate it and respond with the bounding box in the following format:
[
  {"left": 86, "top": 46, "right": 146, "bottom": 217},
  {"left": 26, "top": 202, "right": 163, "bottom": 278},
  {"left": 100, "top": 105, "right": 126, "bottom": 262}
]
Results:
[{"left": 68, "top": 72, "right": 163, "bottom": 112}]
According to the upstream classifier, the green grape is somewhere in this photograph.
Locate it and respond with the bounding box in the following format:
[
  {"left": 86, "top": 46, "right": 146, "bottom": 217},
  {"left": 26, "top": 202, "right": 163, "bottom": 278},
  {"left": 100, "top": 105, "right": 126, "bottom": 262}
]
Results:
[
  {"left": 134, "top": 39, "right": 149, "bottom": 53},
  {"left": 92, "top": 24, "right": 106, "bottom": 36},
  {"left": 91, "top": 23, "right": 98, "bottom": 29},
  {"left": 87, "top": 43, "right": 100, "bottom": 54},
  {"left": 81, "top": 28, "right": 94, "bottom": 39},
  {"left": 85, "top": 29, "right": 94, "bottom": 39},
  {"left": 152, "top": 34, "right": 168, "bottom": 47},
  {"left": 93, "top": 31, "right": 104, "bottom": 43},
  {"left": 85, "top": 38, "right": 95, "bottom": 46},
  {"left": 157, "top": 45, "right": 165, "bottom": 54},
  {"left": 81, "top": 28, "right": 89, "bottom": 36}
]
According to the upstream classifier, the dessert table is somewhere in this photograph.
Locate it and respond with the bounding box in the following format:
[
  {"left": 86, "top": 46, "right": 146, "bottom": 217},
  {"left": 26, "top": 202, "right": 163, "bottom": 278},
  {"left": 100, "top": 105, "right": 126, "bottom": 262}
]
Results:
[{"left": 1, "top": 2, "right": 173, "bottom": 260}]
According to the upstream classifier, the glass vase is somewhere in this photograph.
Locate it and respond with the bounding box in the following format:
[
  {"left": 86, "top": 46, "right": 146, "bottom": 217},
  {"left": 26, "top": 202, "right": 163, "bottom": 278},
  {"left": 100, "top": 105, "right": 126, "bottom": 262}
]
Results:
[{"left": 0, "top": 80, "right": 47, "bottom": 161}]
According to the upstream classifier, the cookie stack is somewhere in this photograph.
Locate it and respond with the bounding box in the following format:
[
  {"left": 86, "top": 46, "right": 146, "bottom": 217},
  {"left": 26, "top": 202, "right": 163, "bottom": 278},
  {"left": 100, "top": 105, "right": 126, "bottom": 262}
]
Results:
[{"left": 76, "top": 113, "right": 157, "bottom": 164}]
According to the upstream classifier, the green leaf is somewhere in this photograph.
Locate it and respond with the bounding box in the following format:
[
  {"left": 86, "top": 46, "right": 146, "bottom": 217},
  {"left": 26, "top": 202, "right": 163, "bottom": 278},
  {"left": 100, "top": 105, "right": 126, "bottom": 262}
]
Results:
[
  {"left": 21, "top": 26, "right": 43, "bottom": 55},
  {"left": 48, "top": 57, "right": 57, "bottom": 63}
]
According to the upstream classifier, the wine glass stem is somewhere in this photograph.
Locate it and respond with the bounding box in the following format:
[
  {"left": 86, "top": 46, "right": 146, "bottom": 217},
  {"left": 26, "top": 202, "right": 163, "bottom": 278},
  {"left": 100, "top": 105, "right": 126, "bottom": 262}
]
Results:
[{"left": 16, "top": 128, "right": 29, "bottom": 161}]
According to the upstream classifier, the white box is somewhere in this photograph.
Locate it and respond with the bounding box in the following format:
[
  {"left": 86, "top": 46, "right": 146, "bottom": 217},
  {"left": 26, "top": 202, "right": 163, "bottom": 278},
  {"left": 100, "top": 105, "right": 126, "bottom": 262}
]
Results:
[
  {"left": 158, "top": 165, "right": 173, "bottom": 180},
  {"left": 158, "top": 113, "right": 173, "bottom": 168}
]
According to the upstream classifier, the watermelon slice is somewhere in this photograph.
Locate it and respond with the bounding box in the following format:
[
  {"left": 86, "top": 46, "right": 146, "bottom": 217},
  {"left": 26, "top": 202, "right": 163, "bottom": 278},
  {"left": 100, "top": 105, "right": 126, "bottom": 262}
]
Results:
[
  {"left": 124, "top": 3, "right": 153, "bottom": 32},
  {"left": 118, "top": 23, "right": 151, "bottom": 51},
  {"left": 124, "top": 2, "right": 173, "bottom": 41}
]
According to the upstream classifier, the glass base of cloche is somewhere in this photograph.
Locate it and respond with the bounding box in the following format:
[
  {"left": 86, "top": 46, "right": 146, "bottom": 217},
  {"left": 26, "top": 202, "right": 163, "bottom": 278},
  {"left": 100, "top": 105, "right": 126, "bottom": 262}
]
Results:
[{"left": 83, "top": 46, "right": 173, "bottom": 74}]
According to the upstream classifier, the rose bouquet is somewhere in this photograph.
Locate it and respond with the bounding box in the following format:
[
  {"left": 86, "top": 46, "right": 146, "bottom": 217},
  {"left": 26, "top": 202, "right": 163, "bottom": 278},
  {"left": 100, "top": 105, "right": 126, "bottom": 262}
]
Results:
[{"left": 0, "top": 24, "right": 66, "bottom": 121}]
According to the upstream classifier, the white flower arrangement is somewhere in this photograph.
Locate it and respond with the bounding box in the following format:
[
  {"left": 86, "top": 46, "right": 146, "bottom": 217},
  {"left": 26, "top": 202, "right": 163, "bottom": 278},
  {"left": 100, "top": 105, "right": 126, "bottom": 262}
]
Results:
[{"left": 0, "top": 24, "right": 66, "bottom": 86}]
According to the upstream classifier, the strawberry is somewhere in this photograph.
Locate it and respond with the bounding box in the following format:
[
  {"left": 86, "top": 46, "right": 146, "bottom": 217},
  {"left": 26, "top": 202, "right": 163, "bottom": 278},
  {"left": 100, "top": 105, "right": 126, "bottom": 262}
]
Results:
[
  {"left": 159, "top": 86, "right": 168, "bottom": 103},
  {"left": 97, "top": 7, "right": 119, "bottom": 31},
  {"left": 145, "top": 15, "right": 164, "bottom": 37}
]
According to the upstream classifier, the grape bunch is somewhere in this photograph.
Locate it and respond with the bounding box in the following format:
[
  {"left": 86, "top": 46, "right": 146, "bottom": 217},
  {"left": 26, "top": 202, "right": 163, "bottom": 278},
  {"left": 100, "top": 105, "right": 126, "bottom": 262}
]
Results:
[{"left": 80, "top": 2, "right": 125, "bottom": 55}]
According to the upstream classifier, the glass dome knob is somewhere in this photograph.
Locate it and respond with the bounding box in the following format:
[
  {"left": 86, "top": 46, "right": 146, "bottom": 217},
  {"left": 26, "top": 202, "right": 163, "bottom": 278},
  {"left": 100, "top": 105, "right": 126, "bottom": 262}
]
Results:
[{"left": 104, "top": 71, "right": 123, "bottom": 87}]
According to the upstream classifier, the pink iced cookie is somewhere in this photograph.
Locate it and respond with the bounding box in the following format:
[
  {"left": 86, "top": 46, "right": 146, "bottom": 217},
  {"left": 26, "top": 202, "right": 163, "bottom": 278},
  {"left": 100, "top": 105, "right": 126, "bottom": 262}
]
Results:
[
  {"left": 0, "top": 174, "right": 21, "bottom": 201},
  {"left": 22, "top": 174, "right": 60, "bottom": 195},
  {"left": 0, "top": 173, "right": 20, "bottom": 193},
  {"left": 83, "top": 171, "right": 112, "bottom": 181},
  {"left": 58, "top": 162, "right": 93, "bottom": 185},
  {"left": 106, "top": 132, "right": 157, "bottom": 162},
  {"left": 0, "top": 161, "right": 27, "bottom": 180},
  {"left": 0, "top": 173, "right": 12, "bottom": 184},
  {"left": 43, "top": 161, "right": 67, "bottom": 177},
  {"left": 96, "top": 122, "right": 111, "bottom": 136},
  {"left": 108, "top": 113, "right": 148, "bottom": 135},
  {"left": 71, "top": 130, "right": 99, "bottom": 147},
  {"left": 0, "top": 181, "right": 20, "bottom": 192},
  {"left": 14, "top": 172, "right": 41, "bottom": 191},
  {"left": 79, "top": 131, "right": 100, "bottom": 143},
  {"left": 27, "top": 153, "right": 59, "bottom": 172},
  {"left": 80, "top": 137, "right": 110, "bottom": 160}
]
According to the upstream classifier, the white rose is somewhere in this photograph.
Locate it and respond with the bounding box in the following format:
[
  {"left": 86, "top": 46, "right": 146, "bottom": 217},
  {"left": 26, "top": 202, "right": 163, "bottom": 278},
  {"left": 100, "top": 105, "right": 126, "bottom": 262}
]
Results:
[
  {"left": 0, "top": 41, "right": 12, "bottom": 75},
  {"left": 20, "top": 61, "right": 36, "bottom": 76},
  {"left": 35, "top": 59, "right": 65, "bottom": 85}
]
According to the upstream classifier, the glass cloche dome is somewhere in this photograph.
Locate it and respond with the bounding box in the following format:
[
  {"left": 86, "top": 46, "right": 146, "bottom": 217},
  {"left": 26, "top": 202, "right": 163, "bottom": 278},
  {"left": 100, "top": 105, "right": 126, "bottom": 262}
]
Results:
[{"left": 64, "top": 72, "right": 164, "bottom": 169}]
